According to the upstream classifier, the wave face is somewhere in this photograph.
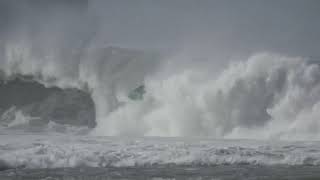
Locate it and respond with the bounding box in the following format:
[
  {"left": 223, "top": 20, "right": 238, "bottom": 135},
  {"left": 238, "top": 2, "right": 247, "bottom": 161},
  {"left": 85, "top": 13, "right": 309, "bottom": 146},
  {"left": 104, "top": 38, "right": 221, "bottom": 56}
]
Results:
[{"left": 0, "top": 77, "right": 95, "bottom": 129}]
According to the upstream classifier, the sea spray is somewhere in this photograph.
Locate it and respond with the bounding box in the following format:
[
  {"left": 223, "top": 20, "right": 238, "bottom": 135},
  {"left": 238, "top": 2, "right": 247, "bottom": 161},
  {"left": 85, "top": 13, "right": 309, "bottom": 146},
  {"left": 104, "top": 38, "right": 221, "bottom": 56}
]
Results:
[{"left": 2, "top": 43, "right": 320, "bottom": 140}]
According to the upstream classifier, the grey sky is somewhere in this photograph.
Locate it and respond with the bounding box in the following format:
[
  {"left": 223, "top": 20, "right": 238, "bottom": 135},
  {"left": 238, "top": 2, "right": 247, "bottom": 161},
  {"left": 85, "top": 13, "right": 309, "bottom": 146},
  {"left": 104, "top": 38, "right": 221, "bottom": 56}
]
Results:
[
  {"left": 1, "top": 0, "right": 320, "bottom": 60},
  {"left": 92, "top": 0, "right": 320, "bottom": 59}
]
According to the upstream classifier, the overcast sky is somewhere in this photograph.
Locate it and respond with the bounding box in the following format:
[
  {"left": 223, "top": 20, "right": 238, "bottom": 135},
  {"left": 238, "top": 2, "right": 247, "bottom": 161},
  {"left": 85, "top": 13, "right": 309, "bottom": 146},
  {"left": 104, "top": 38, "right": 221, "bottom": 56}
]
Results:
[
  {"left": 92, "top": 0, "right": 320, "bottom": 60},
  {"left": 1, "top": 0, "right": 320, "bottom": 61}
]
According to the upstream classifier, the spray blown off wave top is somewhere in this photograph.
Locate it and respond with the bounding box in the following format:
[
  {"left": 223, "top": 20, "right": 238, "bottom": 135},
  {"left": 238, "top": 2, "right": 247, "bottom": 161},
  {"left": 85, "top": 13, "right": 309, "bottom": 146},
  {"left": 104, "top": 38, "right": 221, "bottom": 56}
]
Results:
[{"left": 1, "top": 41, "right": 320, "bottom": 140}]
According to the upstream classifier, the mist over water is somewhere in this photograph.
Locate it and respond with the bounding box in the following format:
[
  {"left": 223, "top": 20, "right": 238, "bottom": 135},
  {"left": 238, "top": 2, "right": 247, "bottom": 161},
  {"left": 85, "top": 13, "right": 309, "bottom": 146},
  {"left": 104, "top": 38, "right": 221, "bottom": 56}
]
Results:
[
  {"left": 3, "top": 43, "right": 320, "bottom": 140},
  {"left": 1, "top": 1, "right": 320, "bottom": 140}
]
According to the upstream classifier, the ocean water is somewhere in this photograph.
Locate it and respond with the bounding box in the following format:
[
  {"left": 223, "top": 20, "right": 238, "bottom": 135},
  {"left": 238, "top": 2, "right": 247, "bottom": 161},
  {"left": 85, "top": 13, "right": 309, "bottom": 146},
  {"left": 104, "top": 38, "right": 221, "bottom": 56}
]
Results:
[
  {"left": 0, "top": 131, "right": 320, "bottom": 180},
  {"left": 2, "top": 165, "right": 320, "bottom": 180},
  {"left": 1, "top": 1, "right": 320, "bottom": 179},
  {"left": 2, "top": 45, "right": 320, "bottom": 180},
  {"left": 2, "top": 48, "right": 320, "bottom": 179}
]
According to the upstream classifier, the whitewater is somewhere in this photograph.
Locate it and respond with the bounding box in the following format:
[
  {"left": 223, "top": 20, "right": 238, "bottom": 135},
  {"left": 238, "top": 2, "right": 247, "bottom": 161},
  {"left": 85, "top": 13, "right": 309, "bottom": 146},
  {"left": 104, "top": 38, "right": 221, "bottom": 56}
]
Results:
[
  {"left": 2, "top": 44, "right": 320, "bottom": 179},
  {"left": 1, "top": 131, "right": 320, "bottom": 179},
  {"left": 2, "top": 42, "right": 320, "bottom": 140}
]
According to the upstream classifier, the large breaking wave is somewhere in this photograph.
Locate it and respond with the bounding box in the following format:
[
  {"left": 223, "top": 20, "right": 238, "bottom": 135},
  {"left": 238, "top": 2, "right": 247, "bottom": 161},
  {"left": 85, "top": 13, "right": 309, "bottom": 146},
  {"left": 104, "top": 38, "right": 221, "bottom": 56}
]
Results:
[
  {"left": 1, "top": 41, "right": 320, "bottom": 140},
  {"left": 1, "top": 1, "right": 320, "bottom": 140}
]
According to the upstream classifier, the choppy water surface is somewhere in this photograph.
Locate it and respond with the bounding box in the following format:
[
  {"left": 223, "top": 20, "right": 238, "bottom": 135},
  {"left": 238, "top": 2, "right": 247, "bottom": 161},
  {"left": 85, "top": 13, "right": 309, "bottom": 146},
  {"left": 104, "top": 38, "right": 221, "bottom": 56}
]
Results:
[
  {"left": 1, "top": 132, "right": 320, "bottom": 180},
  {"left": 1, "top": 165, "right": 320, "bottom": 180}
]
